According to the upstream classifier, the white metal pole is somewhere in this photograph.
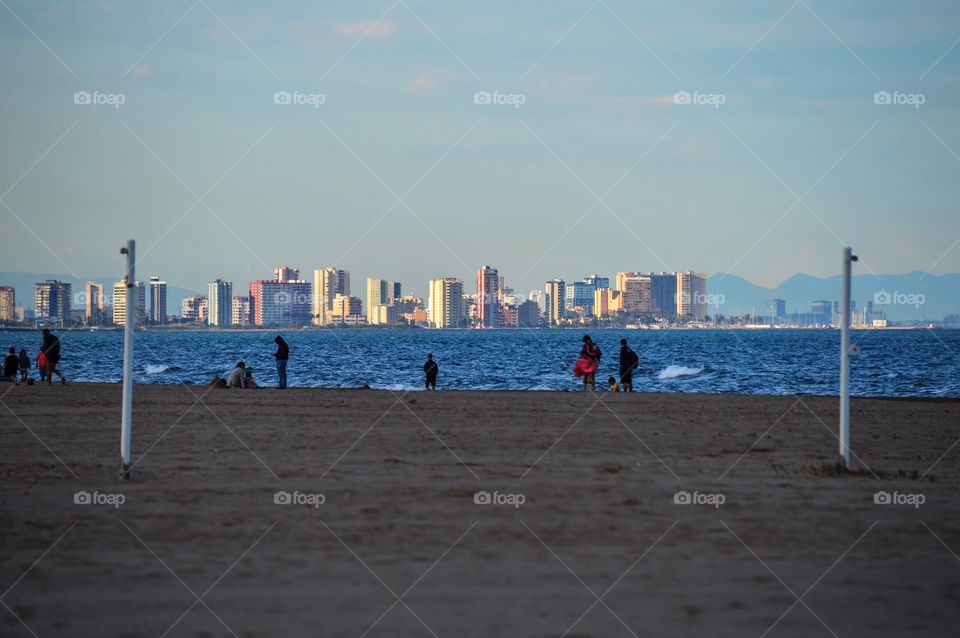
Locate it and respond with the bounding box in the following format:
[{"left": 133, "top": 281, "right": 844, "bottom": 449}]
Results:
[
  {"left": 839, "top": 246, "right": 853, "bottom": 470},
  {"left": 120, "top": 240, "right": 135, "bottom": 479}
]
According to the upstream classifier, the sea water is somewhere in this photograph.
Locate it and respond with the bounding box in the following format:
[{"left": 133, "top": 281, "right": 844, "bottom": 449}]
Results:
[{"left": 2, "top": 328, "right": 958, "bottom": 397}]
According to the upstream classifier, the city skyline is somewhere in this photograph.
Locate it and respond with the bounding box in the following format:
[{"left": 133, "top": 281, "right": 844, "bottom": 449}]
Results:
[{"left": 2, "top": 2, "right": 960, "bottom": 299}]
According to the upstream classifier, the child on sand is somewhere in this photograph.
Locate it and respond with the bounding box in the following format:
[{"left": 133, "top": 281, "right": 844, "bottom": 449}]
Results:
[
  {"left": 18, "top": 349, "right": 30, "bottom": 382},
  {"left": 608, "top": 377, "right": 620, "bottom": 392},
  {"left": 36, "top": 351, "right": 48, "bottom": 383}
]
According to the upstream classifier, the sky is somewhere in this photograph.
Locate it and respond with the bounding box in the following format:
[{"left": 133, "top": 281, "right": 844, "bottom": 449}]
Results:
[{"left": 1, "top": 0, "right": 959, "bottom": 300}]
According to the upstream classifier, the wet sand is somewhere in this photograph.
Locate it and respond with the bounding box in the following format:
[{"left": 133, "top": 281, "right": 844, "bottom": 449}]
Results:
[{"left": 2, "top": 383, "right": 959, "bottom": 637}]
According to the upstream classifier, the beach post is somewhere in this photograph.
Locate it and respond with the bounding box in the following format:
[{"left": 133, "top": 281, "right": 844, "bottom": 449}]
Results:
[
  {"left": 839, "top": 246, "right": 857, "bottom": 470},
  {"left": 120, "top": 239, "right": 135, "bottom": 479}
]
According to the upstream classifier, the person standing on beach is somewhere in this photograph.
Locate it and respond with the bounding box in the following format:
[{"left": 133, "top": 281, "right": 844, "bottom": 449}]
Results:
[
  {"left": 619, "top": 338, "right": 639, "bottom": 392},
  {"left": 573, "top": 335, "right": 601, "bottom": 391},
  {"left": 18, "top": 349, "right": 30, "bottom": 382},
  {"left": 41, "top": 329, "right": 65, "bottom": 385},
  {"left": 274, "top": 336, "right": 289, "bottom": 389},
  {"left": 423, "top": 354, "right": 439, "bottom": 390}
]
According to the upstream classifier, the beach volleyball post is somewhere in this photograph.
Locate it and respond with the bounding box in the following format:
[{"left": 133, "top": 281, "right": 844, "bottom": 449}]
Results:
[
  {"left": 839, "top": 246, "right": 857, "bottom": 470},
  {"left": 120, "top": 239, "right": 135, "bottom": 479}
]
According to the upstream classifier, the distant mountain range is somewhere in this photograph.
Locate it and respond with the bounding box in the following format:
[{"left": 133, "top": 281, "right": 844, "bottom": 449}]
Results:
[
  {"left": 708, "top": 272, "right": 960, "bottom": 321},
  {"left": 2, "top": 270, "right": 958, "bottom": 322}
]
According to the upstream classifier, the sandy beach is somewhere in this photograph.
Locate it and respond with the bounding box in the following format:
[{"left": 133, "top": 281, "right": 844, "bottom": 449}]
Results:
[{"left": 1, "top": 383, "right": 959, "bottom": 637}]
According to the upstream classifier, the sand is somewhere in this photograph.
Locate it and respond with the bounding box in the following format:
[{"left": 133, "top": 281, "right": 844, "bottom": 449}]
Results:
[{"left": 1, "top": 383, "right": 959, "bottom": 637}]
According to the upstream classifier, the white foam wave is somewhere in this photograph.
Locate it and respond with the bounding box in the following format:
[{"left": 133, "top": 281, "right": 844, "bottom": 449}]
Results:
[{"left": 657, "top": 365, "right": 705, "bottom": 380}]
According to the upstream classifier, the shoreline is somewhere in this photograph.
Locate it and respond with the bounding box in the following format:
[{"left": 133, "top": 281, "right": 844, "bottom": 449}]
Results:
[{"left": 6, "top": 380, "right": 960, "bottom": 401}]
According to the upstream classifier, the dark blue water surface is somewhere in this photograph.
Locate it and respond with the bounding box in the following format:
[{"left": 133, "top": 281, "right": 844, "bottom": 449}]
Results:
[{"left": 3, "top": 328, "right": 959, "bottom": 397}]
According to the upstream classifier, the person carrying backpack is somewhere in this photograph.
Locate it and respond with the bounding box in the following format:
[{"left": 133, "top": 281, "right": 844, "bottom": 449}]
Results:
[{"left": 619, "top": 338, "right": 640, "bottom": 392}]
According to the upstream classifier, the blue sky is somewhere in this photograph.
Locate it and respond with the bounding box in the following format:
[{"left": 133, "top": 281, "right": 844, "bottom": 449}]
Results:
[{"left": 1, "top": 0, "right": 959, "bottom": 298}]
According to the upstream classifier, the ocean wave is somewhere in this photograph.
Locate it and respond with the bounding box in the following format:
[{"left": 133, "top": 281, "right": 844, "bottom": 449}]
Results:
[
  {"left": 144, "top": 364, "right": 182, "bottom": 375},
  {"left": 657, "top": 365, "right": 705, "bottom": 380}
]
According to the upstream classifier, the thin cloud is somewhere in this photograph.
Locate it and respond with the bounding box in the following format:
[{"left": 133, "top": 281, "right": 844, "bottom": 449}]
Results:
[
  {"left": 336, "top": 21, "right": 395, "bottom": 41},
  {"left": 406, "top": 71, "right": 456, "bottom": 93}
]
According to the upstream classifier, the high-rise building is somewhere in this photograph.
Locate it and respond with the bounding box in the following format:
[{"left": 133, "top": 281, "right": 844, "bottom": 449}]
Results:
[
  {"left": 616, "top": 273, "right": 652, "bottom": 315},
  {"left": 0, "top": 286, "right": 15, "bottom": 322},
  {"left": 582, "top": 274, "right": 610, "bottom": 289},
  {"left": 545, "top": 279, "right": 565, "bottom": 327},
  {"left": 329, "top": 294, "right": 364, "bottom": 323},
  {"left": 35, "top": 280, "right": 72, "bottom": 325},
  {"left": 391, "top": 282, "right": 402, "bottom": 300},
  {"left": 181, "top": 295, "right": 207, "bottom": 321},
  {"left": 393, "top": 295, "right": 424, "bottom": 316},
  {"left": 676, "top": 272, "right": 708, "bottom": 321},
  {"left": 149, "top": 277, "right": 167, "bottom": 325},
  {"left": 594, "top": 288, "right": 622, "bottom": 318},
  {"left": 517, "top": 300, "right": 540, "bottom": 327},
  {"left": 112, "top": 280, "right": 145, "bottom": 326},
  {"left": 766, "top": 298, "right": 786, "bottom": 320},
  {"left": 648, "top": 273, "right": 677, "bottom": 318},
  {"left": 207, "top": 279, "right": 233, "bottom": 326},
  {"left": 249, "top": 279, "right": 312, "bottom": 326},
  {"left": 232, "top": 296, "right": 251, "bottom": 326},
  {"left": 366, "top": 278, "right": 390, "bottom": 325},
  {"left": 313, "top": 268, "right": 350, "bottom": 325},
  {"left": 476, "top": 266, "right": 499, "bottom": 328},
  {"left": 528, "top": 289, "right": 545, "bottom": 317},
  {"left": 84, "top": 281, "right": 105, "bottom": 325},
  {"left": 428, "top": 278, "right": 463, "bottom": 328},
  {"left": 274, "top": 266, "right": 299, "bottom": 282}
]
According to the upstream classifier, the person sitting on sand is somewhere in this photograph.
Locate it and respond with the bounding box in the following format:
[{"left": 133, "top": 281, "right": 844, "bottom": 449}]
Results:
[
  {"left": 244, "top": 370, "right": 258, "bottom": 389},
  {"left": 3, "top": 347, "right": 19, "bottom": 384},
  {"left": 573, "top": 335, "right": 601, "bottom": 391},
  {"left": 226, "top": 361, "right": 246, "bottom": 388},
  {"left": 36, "top": 350, "right": 48, "bottom": 383},
  {"left": 608, "top": 376, "right": 620, "bottom": 392},
  {"left": 18, "top": 349, "right": 30, "bottom": 382},
  {"left": 423, "top": 353, "right": 439, "bottom": 390}
]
